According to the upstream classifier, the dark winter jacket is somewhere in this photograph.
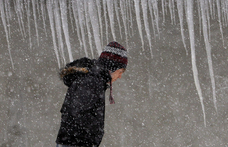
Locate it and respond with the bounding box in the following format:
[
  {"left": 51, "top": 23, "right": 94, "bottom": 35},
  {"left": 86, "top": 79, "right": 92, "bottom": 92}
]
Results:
[{"left": 56, "top": 57, "right": 111, "bottom": 147}]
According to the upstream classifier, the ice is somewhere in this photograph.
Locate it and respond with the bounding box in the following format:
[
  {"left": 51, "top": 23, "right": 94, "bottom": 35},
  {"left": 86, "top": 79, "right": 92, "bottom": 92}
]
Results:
[
  {"left": 68, "top": 0, "right": 74, "bottom": 33},
  {"left": 102, "top": 0, "right": 109, "bottom": 43},
  {"left": 77, "top": 0, "right": 88, "bottom": 57},
  {"left": 216, "top": 0, "right": 225, "bottom": 45},
  {"left": 128, "top": 0, "right": 134, "bottom": 37},
  {"left": 162, "top": 0, "right": 165, "bottom": 22},
  {"left": 59, "top": 0, "right": 73, "bottom": 62},
  {"left": 88, "top": 0, "right": 102, "bottom": 54},
  {"left": 120, "top": 0, "right": 128, "bottom": 46},
  {"left": 25, "top": 0, "right": 32, "bottom": 48},
  {"left": 134, "top": 0, "right": 144, "bottom": 50},
  {"left": 84, "top": 1, "right": 94, "bottom": 58},
  {"left": 196, "top": 0, "right": 202, "bottom": 40},
  {"left": 205, "top": 0, "right": 211, "bottom": 40},
  {"left": 151, "top": 0, "right": 160, "bottom": 38},
  {"left": 148, "top": 1, "right": 156, "bottom": 37},
  {"left": 141, "top": 0, "right": 152, "bottom": 56},
  {"left": 15, "top": 0, "right": 25, "bottom": 39},
  {"left": 47, "top": 0, "right": 60, "bottom": 68},
  {"left": 169, "top": 0, "right": 175, "bottom": 24},
  {"left": 208, "top": 0, "right": 214, "bottom": 18},
  {"left": 54, "top": 0, "right": 66, "bottom": 65},
  {"left": 72, "top": 0, "right": 83, "bottom": 48},
  {"left": 4, "top": 0, "right": 11, "bottom": 36},
  {"left": 176, "top": 0, "right": 187, "bottom": 55},
  {"left": 96, "top": 0, "right": 103, "bottom": 47},
  {"left": 32, "top": 0, "right": 39, "bottom": 45},
  {"left": 199, "top": 0, "right": 217, "bottom": 114},
  {"left": 0, "top": 0, "right": 14, "bottom": 69},
  {"left": 186, "top": 0, "right": 206, "bottom": 127},
  {"left": 114, "top": 1, "right": 122, "bottom": 39},
  {"left": 40, "top": 0, "right": 47, "bottom": 37},
  {"left": 106, "top": 0, "right": 116, "bottom": 41}
]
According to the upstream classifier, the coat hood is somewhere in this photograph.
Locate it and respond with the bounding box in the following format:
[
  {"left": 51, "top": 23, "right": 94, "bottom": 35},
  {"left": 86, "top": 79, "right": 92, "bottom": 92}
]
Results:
[{"left": 59, "top": 57, "right": 111, "bottom": 87}]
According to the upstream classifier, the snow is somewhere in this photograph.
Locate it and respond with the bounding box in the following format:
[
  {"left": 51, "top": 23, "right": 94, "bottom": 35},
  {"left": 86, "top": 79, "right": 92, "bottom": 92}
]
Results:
[{"left": 1, "top": 0, "right": 228, "bottom": 146}]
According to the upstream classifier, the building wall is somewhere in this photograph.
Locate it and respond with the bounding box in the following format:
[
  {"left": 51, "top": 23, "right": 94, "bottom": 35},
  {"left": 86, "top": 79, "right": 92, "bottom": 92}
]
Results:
[{"left": 1, "top": 1, "right": 228, "bottom": 146}]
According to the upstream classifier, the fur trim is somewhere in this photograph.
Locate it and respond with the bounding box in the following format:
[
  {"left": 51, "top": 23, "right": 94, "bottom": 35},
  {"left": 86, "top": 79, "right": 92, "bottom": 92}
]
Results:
[{"left": 59, "top": 67, "right": 88, "bottom": 79}]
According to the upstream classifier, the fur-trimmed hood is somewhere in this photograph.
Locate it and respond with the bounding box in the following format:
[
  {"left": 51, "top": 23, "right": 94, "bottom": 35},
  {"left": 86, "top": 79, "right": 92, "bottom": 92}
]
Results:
[{"left": 59, "top": 57, "right": 111, "bottom": 87}]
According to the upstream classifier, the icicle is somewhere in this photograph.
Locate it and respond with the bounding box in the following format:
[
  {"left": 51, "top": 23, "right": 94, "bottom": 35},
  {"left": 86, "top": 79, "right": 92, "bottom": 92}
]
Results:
[
  {"left": 128, "top": 0, "right": 134, "bottom": 37},
  {"left": 96, "top": 0, "right": 103, "bottom": 47},
  {"left": 216, "top": 0, "right": 225, "bottom": 46},
  {"left": 141, "top": 0, "right": 152, "bottom": 56},
  {"left": 197, "top": 0, "right": 202, "bottom": 40},
  {"left": 186, "top": 0, "right": 206, "bottom": 127},
  {"left": 32, "top": 0, "right": 39, "bottom": 45},
  {"left": 224, "top": 1, "right": 228, "bottom": 26},
  {"left": 72, "top": 0, "right": 83, "bottom": 48},
  {"left": 169, "top": 0, "right": 174, "bottom": 24},
  {"left": 114, "top": 0, "right": 123, "bottom": 39},
  {"left": 19, "top": 0, "right": 26, "bottom": 37},
  {"left": 151, "top": 0, "right": 160, "bottom": 38},
  {"left": 205, "top": 0, "right": 211, "bottom": 41},
  {"left": 102, "top": 0, "right": 109, "bottom": 43},
  {"left": 170, "top": 0, "right": 176, "bottom": 24},
  {"left": 41, "top": 0, "right": 48, "bottom": 37},
  {"left": 4, "top": 0, "right": 11, "bottom": 37},
  {"left": 120, "top": 0, "right": 129, "bottom": 47},
  {"left": 106, "top": 0, "right": 116, "bottom": 41},
  {"left": 134, "top": 0, "right": 144, "bottom": 50},
  {"left": 199, "top": 0, "right": 218, "bottom": 114},
  {"left": 88, "top": 0, "right": 102, "bottom": 55},
  {"left": 54, "top": 0, "right": 66, "bottom": 65},
  {"left": 5, "top": 0, "right": 12, "bottom": 19},
  {"left": 15, "top": 0, "right": 25, "bottom": 39},
  {"left": 162, "top": 0, "right": 165, "bottom": 22},
  {"left": 224, "top": 1, "right": 228, "bottom": 27},
  {"left": 77, "top": 0, "right": 88, "bottom": 57},
  {"left": 148, "top": 1, "right": 156, "bottom": 38},
  {"left": 25, "top": 0, "right": 32, "bottom": 48},
  {"left": 0, "top": 0, "right": 14, "bottom": 69},
  {"left": 59, "top": 0, "right": 73, "bottom": 62},
  {"left": 36, "top": 0, "right": 41, "bottom": 20},
  {"left": 221, "top": 0, "right": 226, "bottom": 26},
  {"left": 212, "top": 0, "right": 216, "bottom": 18},
  {"left": 208, "top": 0, "right": 214, "bottom": 19},
  {"left": 47, "top": 0, "right": 60, "bottom": 68},
  {"left": 84, "top": 1, "right": 94, "bottom": 58},
  {"left": 68, "top": 0, "right": 75, "bottom": 33},
  {"left": 176, "top": 0, "right": 187, "bottom": 55}
]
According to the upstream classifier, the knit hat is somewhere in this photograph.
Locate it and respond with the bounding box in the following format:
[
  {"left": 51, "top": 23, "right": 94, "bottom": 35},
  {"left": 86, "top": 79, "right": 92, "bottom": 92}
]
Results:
[
  {"left": 99, "top": 41, "right": 128, "bottom": 72},
  {"left": 98, "top": 41, "right": 128, "bottom": 104}
]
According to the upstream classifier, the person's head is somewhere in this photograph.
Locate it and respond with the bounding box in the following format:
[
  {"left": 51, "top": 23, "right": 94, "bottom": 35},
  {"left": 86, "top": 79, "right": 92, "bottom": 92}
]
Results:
[{"left": 98, "top": 41, "right": 128, "bottom": 82}]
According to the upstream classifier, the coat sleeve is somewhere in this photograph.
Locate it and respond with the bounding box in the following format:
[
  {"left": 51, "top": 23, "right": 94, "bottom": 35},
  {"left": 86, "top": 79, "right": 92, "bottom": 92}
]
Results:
[{"left": 63, "top": 75, "right": 106, "bottom": 116}]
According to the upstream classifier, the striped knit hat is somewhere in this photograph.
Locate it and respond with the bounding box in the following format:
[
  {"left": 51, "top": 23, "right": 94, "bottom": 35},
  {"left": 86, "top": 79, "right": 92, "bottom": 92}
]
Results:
[
  {"left": 98, "top": 41, "right": 128, "bottom": 104},
  {"left": 99, "top": 41, "right": 128, "bottom": 72}
]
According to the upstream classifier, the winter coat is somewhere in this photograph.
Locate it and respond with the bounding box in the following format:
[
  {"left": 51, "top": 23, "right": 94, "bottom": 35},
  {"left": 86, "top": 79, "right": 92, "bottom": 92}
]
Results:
[{"left": 56, "top": 57, "right": 111, "bottom": 147}]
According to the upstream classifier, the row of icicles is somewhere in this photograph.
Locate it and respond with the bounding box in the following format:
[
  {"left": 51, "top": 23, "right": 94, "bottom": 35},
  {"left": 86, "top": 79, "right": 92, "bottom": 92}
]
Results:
[{"left": 1, "top": 0, "right": 228, "bottom": 126}]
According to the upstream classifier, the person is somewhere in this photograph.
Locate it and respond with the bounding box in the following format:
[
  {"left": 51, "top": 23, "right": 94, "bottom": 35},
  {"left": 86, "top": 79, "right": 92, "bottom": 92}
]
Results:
[{"left": 55, "top": 41, "right": 128, "bottom": 147}]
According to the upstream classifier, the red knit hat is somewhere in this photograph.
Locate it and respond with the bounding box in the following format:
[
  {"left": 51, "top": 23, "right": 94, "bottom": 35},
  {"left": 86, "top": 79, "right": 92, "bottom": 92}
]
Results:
[
  {"left": 99, "top": 41, "right": 128, "bottom": 72},
  {"left": 98, "top": 41, "right": 128, "bottom": 104}
]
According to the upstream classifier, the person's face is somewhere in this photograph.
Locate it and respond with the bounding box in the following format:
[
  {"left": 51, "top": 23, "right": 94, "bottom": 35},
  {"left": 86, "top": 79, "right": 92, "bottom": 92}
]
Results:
[{"left": 110, "top": 68, "right": 125, "bottom": 83}]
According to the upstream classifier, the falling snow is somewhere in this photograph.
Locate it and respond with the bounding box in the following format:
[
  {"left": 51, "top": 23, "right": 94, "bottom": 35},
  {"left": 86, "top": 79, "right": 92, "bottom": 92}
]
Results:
[{"left": 0, "top": 0, "right": 228, "bottom": 146}]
